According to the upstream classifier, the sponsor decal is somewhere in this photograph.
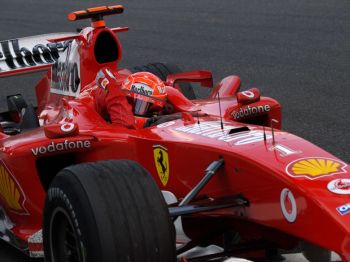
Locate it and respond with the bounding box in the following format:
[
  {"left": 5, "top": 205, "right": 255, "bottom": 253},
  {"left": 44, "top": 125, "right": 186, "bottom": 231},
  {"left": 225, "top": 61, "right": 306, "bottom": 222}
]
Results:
[
  {"left": 327, "top": 179, "right": 350, "bottom": 195},
  {"left": 337, "top": 203, "right": 350, "bottom": 215},
  {"left": 231, "top": 105, "right": 271, "bottom": 120},
  {"left": 157, "top": 85, "right": 166, "bottom": 94},
  {"left": 51, "top": 40, "right": 80, "bottom": 97},
  {"left": 131, "top": 83, "right": 153, "bottom": 96},
  {"left": 270, "top": 144, "right": 301, "bottom": 157},
  {"left": 31, "top": 140, "right": 91, "bottom": 156},
  {"left": 0, "top": 163, "right": 28, "bottom": 215},
  {"left": 0, "top": 38, "right": 68, "bottom": 72},
  {"left": 153, "top": 145, "right": 170, "bottom": 186},
  {"left": 280, "top": 188, "right": 297, "bottom": 223},
  {"left": 241, "top": 90, "right": 255, "bottom": 98},
  {"left": 175, "top": 121, "right": 272, "bottom": 145},
  {"left": 157, "top": 121, "right": 176, "bottom": 128},
  {"left": 101, "top": 78, "right": 109, "bottom": 89},
  {"left": 95, "top": 69, "right": 112, "bottom": 93},
  {"left": 60, "top": 123, "right": 75, "bottom": 132},
  {"left": 28, "top": 229, "right": 44, "bottom": 258},
  {"left": 286, "top": 157, "right": 347, "bottom": 180},
  {"left": 105, "top": 68, "right": 115, "bottom": 79}
]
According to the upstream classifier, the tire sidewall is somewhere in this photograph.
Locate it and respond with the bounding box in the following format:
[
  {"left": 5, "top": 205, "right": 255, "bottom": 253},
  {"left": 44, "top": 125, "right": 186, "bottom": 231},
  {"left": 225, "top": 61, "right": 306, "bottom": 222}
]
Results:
[
  {"left": 43, "top": 160, "right": 176, "bottom": 262},
  {"left": 43, "top": 174, "right": 100, "bottom": 262}
]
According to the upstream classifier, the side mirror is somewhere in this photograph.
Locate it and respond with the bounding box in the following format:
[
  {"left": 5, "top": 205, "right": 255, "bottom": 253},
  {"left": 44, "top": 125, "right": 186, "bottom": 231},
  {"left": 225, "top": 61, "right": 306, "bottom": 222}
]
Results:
[{"left": 166, "top": 70, "right": 213, "bottom": 88}]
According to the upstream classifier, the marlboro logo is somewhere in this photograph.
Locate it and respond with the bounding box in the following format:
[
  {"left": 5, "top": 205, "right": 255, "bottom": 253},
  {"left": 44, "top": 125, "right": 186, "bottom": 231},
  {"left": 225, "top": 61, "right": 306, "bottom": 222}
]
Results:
[{"left": 0, "top": 39, "right": 68, "bottom": 71}]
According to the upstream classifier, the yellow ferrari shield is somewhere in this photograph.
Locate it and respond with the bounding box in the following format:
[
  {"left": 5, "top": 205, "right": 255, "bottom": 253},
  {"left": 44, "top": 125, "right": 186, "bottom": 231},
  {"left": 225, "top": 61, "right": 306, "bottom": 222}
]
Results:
[{"left": 153, "top": 145, "right": 169, "bottom": 186}]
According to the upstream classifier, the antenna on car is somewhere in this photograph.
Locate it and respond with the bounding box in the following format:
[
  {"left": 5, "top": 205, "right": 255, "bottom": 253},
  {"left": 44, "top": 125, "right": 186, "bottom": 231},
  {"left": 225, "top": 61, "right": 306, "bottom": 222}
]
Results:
[
  {"left": 271, "top": 119, "right": 279, "bottom": 145},
  {"left": 217, "top": 92, "right": 224, "bottom": 130},
  {"left": 196, "top": 111, "right": 201, "bottom": 125},
  {"left": 263, "top": 125, "right": 267, "bottom": 142}
]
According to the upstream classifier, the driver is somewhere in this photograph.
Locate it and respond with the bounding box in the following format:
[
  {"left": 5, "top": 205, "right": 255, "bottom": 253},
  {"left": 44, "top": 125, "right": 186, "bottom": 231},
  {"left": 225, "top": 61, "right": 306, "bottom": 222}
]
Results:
[
  {"left": 121, "top": 72, "right": 167, "bottom": 117},
  {"left": 95, "top": 68, "right": 167, "bottom": 128},
  {"left": 95, "top": 67, "right": 135, "bottom": 128}
]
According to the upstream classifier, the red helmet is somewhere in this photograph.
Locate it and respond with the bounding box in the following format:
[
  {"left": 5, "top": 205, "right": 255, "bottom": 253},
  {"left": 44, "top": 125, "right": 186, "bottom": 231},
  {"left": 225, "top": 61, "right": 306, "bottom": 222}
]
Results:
[{"left": 121, "top": 72, "right": 167, "bottom": 116}]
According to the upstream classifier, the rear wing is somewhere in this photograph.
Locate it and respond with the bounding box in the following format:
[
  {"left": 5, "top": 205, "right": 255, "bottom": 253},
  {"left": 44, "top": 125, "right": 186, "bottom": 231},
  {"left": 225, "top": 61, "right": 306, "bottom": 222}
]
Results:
[{"left": 0, "top": 33, "right": 77, "bottom": 78}]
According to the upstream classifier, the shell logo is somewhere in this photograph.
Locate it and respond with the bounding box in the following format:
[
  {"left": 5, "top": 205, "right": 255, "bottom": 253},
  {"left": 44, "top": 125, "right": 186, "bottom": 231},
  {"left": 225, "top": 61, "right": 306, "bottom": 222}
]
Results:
[
  {"left": 286, "top": 157, "right": 347, "bottom": 180},
  {"left": 0, "top": 163, "right": 27, "bottom": 214}
]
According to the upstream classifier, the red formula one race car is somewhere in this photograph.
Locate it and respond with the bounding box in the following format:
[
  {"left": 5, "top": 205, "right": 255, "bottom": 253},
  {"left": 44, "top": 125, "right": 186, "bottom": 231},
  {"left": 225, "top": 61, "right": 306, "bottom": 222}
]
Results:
[{"left": 0, "top": 5, "right": 348, "bottom": 262}]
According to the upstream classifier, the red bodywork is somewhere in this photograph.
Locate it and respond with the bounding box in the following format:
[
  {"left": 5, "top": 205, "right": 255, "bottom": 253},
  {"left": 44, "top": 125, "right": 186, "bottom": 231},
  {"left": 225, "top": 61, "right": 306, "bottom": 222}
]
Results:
[{"left": 0, "top": 6, "right": 348, "bottom": 261}]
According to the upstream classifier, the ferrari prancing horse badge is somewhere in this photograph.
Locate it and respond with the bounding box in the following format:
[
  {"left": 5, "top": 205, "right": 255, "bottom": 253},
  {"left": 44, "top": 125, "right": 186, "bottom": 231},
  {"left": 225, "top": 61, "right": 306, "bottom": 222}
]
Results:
[{"left": 153, "top": 145, "right": 169, "bottom": 186}]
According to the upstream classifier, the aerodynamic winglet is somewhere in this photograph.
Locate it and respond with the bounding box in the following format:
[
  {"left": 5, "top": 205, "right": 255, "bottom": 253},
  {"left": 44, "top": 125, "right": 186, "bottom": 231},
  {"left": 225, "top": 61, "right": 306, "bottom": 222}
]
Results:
[{"left": 68, "top": 5, "right": 124, "bottom": 28}]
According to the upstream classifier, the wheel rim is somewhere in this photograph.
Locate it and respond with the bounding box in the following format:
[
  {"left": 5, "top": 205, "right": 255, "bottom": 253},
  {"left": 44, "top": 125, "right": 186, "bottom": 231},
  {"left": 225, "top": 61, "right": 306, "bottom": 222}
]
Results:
[{"left": 49, "top": 207, "right": 84, "bottom": 262}]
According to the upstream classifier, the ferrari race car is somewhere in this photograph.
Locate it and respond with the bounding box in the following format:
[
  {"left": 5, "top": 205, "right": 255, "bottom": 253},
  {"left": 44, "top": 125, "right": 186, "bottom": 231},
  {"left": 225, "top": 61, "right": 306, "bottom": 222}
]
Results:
[{"left": 0, "top": 5, "right": 348, "bottom": 262}]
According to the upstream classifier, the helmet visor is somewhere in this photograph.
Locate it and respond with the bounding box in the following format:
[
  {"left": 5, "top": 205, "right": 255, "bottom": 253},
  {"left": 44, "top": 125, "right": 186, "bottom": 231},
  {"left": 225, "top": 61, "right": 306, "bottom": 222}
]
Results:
[{"left": 133, "top": 98, "right": 151, "bottom": 116}]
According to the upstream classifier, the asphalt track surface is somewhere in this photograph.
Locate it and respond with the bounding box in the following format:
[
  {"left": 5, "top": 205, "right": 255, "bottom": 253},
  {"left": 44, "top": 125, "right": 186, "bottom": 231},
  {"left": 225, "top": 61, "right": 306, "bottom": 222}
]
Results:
[{"left": 0, "top": 0, "right": 349, "bottom": 261}]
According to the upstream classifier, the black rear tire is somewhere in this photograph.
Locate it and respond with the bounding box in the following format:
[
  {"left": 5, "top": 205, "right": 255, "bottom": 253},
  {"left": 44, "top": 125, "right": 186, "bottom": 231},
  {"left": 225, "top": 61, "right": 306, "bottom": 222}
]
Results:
[
  {"left": 43, "top": 160, "right": 176, "bottom": 262},
  {"left": 131, "top": 62, "right": 196, "bottom": 100}
]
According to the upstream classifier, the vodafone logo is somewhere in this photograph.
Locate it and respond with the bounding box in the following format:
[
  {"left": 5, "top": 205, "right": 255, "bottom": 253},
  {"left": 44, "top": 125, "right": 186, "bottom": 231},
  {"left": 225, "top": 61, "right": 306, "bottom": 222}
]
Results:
[
  {"left": 231, "top": 105, "right": 270, "bottom": 120},
  {"left": 241, "top": 91, "right": 255, "bottom": 98},
  {"left": 60, "top": 123, "right": 75, "bottom": 132},
  {"left": 280, "top": 188, "right": 297, "bottom": 223},
  {"left": 31, "top": 140, "right": 91, "bottom": 156},
  {"left": 327, "top": 179, "right": 350, "bottom": 195}
]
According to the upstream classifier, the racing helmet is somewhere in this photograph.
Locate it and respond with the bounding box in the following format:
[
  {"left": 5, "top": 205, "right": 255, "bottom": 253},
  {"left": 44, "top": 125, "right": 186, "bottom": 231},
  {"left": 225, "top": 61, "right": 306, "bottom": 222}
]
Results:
[{"left": 121, "top": 72, "right": 167, "bottom": 116}]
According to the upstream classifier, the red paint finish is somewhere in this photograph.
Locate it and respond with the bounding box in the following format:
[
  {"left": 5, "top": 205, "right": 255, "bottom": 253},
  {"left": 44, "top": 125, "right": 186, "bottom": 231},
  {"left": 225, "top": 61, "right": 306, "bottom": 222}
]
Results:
[{"left": 0, "top": 6, "right": 348, "bottom": 260}]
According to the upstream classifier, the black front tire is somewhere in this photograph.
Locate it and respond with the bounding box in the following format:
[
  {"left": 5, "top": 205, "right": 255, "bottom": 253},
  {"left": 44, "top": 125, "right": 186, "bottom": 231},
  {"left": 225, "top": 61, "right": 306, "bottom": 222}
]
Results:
[{"left": 43, "top": 160, "right": 176, "bottom": 262}]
